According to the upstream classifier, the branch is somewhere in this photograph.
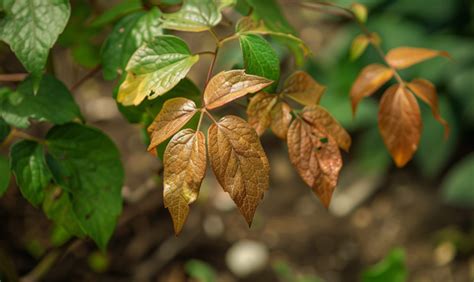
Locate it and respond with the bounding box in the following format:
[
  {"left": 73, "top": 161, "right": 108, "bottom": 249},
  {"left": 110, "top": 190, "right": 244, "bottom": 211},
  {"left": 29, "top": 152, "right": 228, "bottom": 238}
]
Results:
[
  {"left": 0, "top": 73, "right": 28, "bottom": 82},
  {"left": 70, "top": 65, "right": 102, "bottom": 92}
]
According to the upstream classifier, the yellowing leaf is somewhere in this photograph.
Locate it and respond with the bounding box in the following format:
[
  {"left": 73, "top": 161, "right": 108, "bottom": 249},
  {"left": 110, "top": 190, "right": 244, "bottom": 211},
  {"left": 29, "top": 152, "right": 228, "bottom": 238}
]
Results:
[
  {"left": 147, "top": 98, "right": 198, "bottom": 152},
  {"left": 378, "top": 84, "right": 422, "bottom": 167},
  {"left": 270, "top": 101, "right": 292, "bottom": 140},
  {"left": 408, "top": 79, "right": 449, "bottom": 137},
  {"left": 287, "top": 119, "right": 342, "bottom": 208},
  {"left": 163, "top": 129, "right": 207, "bottom": 235},
  {"left": 208, "top": 115, "right": 270, "bottom": 225},
  {"left": 246, "top": 92, "right": 278, "bottom": 135},
  {"left": 281, "top": 71, "right": 326, "bottom": 106},
  {"left": 351, "top": 3, "right": 368, "bottom": 23},
  {"left": 386, "top": 47, "right": 450, "bottom": 70},
  {"left": 204, "top": 70, "right": 273, "bottom": 109},
  {"left": 350, "top": 34, "right": 369, "bottom": 61},
  {"left": 350, "top": 64, "right": 394, "bottom": 114},
  {"left": 301, "top": 105, "right": 352, "bottom": 152}
]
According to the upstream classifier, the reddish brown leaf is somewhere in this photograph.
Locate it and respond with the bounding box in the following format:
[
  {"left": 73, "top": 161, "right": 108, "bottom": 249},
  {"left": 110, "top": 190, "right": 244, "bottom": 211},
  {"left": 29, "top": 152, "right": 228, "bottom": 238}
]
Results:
[
  {"left": 246, "top": 92, "right": 277, "bottom": 135},
  {"left": 147, "top": 98, "right": 197, "bottom": 152},
  {"left": 287, "top": 119, "right": 342, "bottom": 208},
  {"left": 163, "top": 129, "right": 207, "bottom": 235},
  {"left": 208, "top": 115, "right": 270, "bottom": 225},
  {"left": 270, "top": 101, "right": 292, "bottom": 139},
  {"left": 204, "top": 70, "right": 273, "bottom": 109},
  {"left": 386, "top": 47, "right": 450, "bottom": 70},
  {"left": 407, "top": 79, "right": 449, "bottom": 138},
  {"left": 350, "top": 64, "right": 394, "bottom": 115},
  {"left": 301, "top": 105, "right": 352, "bottom": 152},
  {"left": 378, "top": 84, "right": 422, "bottom": 167},
  {"left": 281, "top": 71, "right": 326, "bottom": 106}
]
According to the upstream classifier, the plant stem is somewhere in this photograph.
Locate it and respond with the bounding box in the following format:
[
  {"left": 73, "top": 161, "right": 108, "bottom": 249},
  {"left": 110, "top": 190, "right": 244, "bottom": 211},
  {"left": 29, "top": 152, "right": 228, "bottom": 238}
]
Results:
[
  {"left": 196, "top": 110, "right": 205, "bottom": 132},
  {"left": 203, "top": 109, "right": 218, "bottom": 124},
  {"left": 0, "top": 73, "right": 28, "bottom": 82},
  {"left": 195, "top": 50, "right": 216, "bottom": 56},
  {"left": 1, "top": 129, "right": 46, "bottom": 148},
  {"left": 205, "top": 46, "right": 220, "bottom": 86},
  {"left": 70, "top": 65, "right": 102, "bottom": 91}
]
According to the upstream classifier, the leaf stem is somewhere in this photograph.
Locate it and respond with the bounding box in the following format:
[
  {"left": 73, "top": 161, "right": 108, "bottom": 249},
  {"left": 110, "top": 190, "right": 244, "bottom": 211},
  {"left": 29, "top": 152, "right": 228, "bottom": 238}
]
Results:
[
  {"left": 196, "top": 110, "right": 205, "bottom": 132},
  {"left": 0, "top": 73, "right": 28, "bottom": 82},
  {"left": 219, "top": 34, "right": 239, "bottom": 45},
  {"left": 209, "top": 28, "right": 220, "bottom": 44},
  {"left": 195, "top": 50, "right": 216, "bottom": 56},
  {"left": 1, "top": 129, "right": 46, "bottom": 147},
  {"left": 70, "top": 65, "right": 102, "bottom": 91},
  {"left": 205, "top": 46, "right": 220, "bottom": 86},
  {"left": 203, "top": 109, "right": 218, "bottom": 124}
]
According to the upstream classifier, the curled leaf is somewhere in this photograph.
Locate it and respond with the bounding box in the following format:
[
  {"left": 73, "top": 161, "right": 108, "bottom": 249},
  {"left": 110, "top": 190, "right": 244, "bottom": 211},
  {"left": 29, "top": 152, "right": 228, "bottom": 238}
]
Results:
[
  {"left": 164, "top": 129, "right": 207, "bottom": 235},
  {"left": 350, "top": 34, "right": 369, "bottom": 61},
  {"left": 246, "top": 92, "right": 277, "bottom": 135},
  {"left": 408, "top": 79, "right": 449, "bottom": 138},
  {"left": 301, "top": 105, "right": 352, "bottom": 152},
  {"left": 204, "top": 70, "right": 273, "bottom": 109},
  {"left": 386, "top": 47, "right": 450, "bottom": 70},
  {"left": 350, "top": 64, "right": 394, "bottom": 115},
  {"left": 281, "top": 71, "right": 326, "bottom": 106},
  {"left": 287, "top": 119, "right": 342, "bottom": 208},
  {"left": 208, "top": 115, "right": 270, "bottom": 225},
  {"left": 378, "top": 84, "right": 422, "bottom": 167},
  {"left": 270, "top": 101, "right": 292, "bottom": 139},
  {"left": 147, "top": 98, "right": 198, "bottom": 152}
]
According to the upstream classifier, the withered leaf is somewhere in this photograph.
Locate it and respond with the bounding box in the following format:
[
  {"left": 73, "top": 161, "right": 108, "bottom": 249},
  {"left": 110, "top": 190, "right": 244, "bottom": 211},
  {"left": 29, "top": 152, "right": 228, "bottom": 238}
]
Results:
[
  {"left": 281, "top": 71, "right": 326, "bottom": 106},
  {"left": 378, "top": 84, "right": 422, "bottom": 167},
  {"left": 247, "top": 92, "right": 277, "bottom": 135},
  {"left": 270, "top": 101, "right": 292, "bottom": 139},
  {"left": 163, "top": 129, "right": 207, "bottom": 235},
  {"left": 287, "top": 119, "right": 342, "bottom": 208},
  {"left": 350, "top": 64, "right": 394, "bottom": 115},
  {"left": 301, "top": 105, "right": 352, "bottom": 152},
  {"left": 386, "top": 47, "right": 450, "bottom": 70},
  {"left": 204, "top": 70, "right": 273, "bottom": 109},
  {"left": 208, "top": 115, "right": 270, "bottom": 225},
  {"left": 147, "top": 98, "right": 197, "bottom": 152},
  {"left": 407, "top": 79, "right": 449, "bottom": 137}
]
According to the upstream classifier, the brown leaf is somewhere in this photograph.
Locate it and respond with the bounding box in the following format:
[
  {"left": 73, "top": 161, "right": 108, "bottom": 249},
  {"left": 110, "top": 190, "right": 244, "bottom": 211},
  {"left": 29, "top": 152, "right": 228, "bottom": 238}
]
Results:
[
  {"left": 350, "top": 64, "right": 394, "bottom": 115},
  {"left": 287, "top": 119, "right": 342, "bottom": 208},
  {"left": 301, "top": 105, "right": 352, "bottom": 152},
  {"left": 407, "top": 79, "right": 449, "bottom": 138},
  {"left": 281, "top": 71, "right": 326, "bottom": 106},
  {"left": 163, "top": 129, "right": 207, "bottom": 235},
  {"left": 386, "top": 47, "right": 450, "bottom": 70},
  {"left": 204, "top": 70, "right": 273, "bottom": 109},
  {"left": 270, "top": 101, "right": 292, "bottom": 139},
  {"left": 246, "top": 92, "right": 278, "bottom": 135},
  {"left": 378, "top": 84, "right": 422, "bottom": 167},
  {"left": 147, "top": 98, "right": 197, "bottom": 152},
  {"left": 208, "top": 115, "right": 270, "bottom": 225}
]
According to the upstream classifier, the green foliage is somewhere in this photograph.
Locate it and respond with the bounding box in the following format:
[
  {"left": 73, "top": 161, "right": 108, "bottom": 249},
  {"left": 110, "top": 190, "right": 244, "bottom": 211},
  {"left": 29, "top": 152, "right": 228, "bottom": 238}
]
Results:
[
  {"left": 0, "top": 155, "right": 10, "bottom": 197},
  {"left": 87, "top": 251, "right": 110, "bottom": 273},
  {"left": 185, "top": 259, "right": 217, "bottom": 282},
  {"left": 442, "top": 153, "right": 474, "bottom": 208},
  {"left": 0, "top": 75, "right": 81, "bottom": 128},
  {"left": 90, "top": 0, "right": 143, "bottom": 28},
  {"left": 101, "top": 8, "right": 163, "bottom": 80},
  {"left": 46, "top": 123, "right": 124, "bottom": 249},
  {"left": 0, "top": 118, "right": 10, "bottom": 143},
  {"left": 0, "top": 0, "right": 70, "bottom": 77},
  {"left": 361, "top": 248, "right": 407, "bottom": 282},
  {"left": 240, "top": 34, "right": 280, "bottom": 92},
  {"left": 245, "top": 0, "right": 295, "bottom": 34},
  {"left": 10, "top": 140, "right": 51, "bottom": 206}
]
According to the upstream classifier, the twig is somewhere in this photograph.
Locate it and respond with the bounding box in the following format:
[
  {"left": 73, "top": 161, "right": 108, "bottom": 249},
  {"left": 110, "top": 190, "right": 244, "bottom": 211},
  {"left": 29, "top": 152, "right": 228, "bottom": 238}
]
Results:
[
  {"left": 70, "top": 65, "right": 102, "bottom": 91},
  {"left": 0, "top": 73, "right": 28, "bottom": 82}
]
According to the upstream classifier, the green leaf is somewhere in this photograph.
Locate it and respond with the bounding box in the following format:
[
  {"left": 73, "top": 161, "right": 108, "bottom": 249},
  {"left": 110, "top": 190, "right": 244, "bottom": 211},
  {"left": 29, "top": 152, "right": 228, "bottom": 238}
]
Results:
[
  {"left": 101, "top": 8, "right": 163, "bottom": 80},
  {"left": 185, "top": 260, "right": 217, "bottom": 282},
  {"left": 161, "top": 0, "right": 235, "bottom": 32},
  {"left": 43, "top": 185, "right": 85, "bottom": 238},
  {"left": 46, "top": 123, "right": 124, "bottom": 249},
  {"left": 441, "top": 153, "right": 474, "bottom": 208},
  {"left": 0, "top": 0, "right": 70, "bottom": 75},
  {"left": 246, "top": 0, "right": 295, "bottom": 35},
  {"left": 90, "top": 0, "right": 143, "bottom": 28},
  {"left": 10, "top": 140, "right": 51, "bottom": 206},
  {"left": 362, "top": 248, "right": 407, "bottom": 282},
  {"left": 239, "top": 34, "right": 280, "bottom": 92},
  {"left": 0, "top": 75, "right": 81, "bottom": 128},
  {"left": 71, "top": 43, "right": 101, "bottom": 68},
  {"left": 117, "top": 35, "right": 199, "bottom": 106},
  {"left": 0, "top": 118, "right": 10, "bottom": 143},
  {"left": 0, "top": 155, "right": 10, "bottom": 197}
]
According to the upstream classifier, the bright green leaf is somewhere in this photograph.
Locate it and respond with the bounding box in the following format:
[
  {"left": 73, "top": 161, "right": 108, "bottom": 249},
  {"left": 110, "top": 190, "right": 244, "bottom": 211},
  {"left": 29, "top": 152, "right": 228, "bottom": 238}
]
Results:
[
  {"left": 101, "top": 8, "right": 163, "bottom": 80},
  {"left": 90, "top": 0, "right": 143, "bottom": 28},
  {"left": 240, "top": 34, "right": 280, "bottom": 92},
  {"left": 0, "top": 75, "right": 81, "bottom": 128},
  {"left": 0, "top": 155, "right": 10, "bottom": 197},
  {"left": 71, "top": 43, "right": 101, "bottom": 68},
  {"left": 185, "top": 259, "right": 217, "bottom": 282},
  {"left": 117, "top": 35, "right": 199, "bottom": 106},
  {"left": 46, "top": 123, "right": 124, "bottom": 249},
  {"left": 0, "top": 0, "right": 70, "bottom": 75},
  {"left": 161, "top": 0, "right": 235, "bottom": 32},
  {"left": 441, "top": 153, "right": 474, "bottom": 208},
  {"left": 10, "top": 140, "right": 51, "bottom": 206},
  {"left": 362, "top": 248, "right": 407, "bottom": 282}
]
